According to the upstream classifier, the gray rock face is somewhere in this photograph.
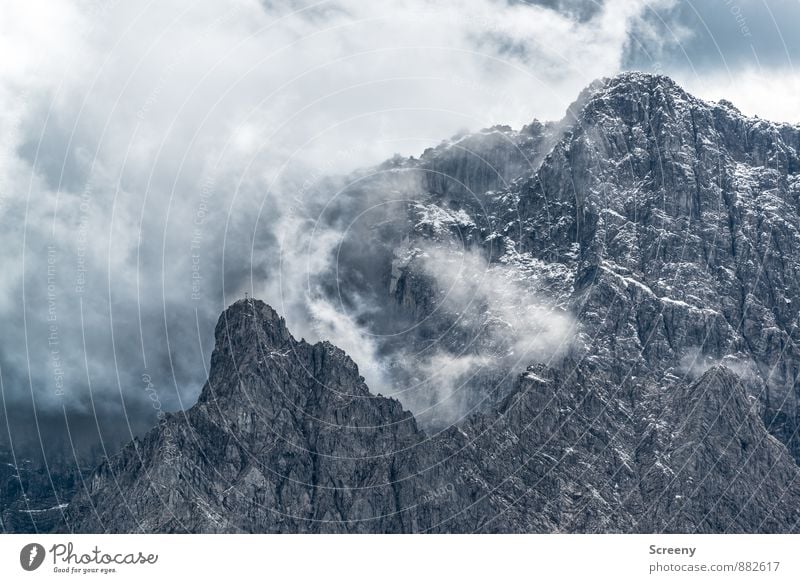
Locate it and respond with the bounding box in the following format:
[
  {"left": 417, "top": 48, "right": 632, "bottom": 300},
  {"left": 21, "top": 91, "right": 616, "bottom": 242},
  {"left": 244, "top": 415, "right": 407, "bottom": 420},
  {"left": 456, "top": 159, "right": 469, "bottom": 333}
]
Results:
[
  {"left": 66, "top": 73, "right": 800, "bottom": 533},
  {"left": 0, "top": 449, "right": 80, "bottom": 533}
]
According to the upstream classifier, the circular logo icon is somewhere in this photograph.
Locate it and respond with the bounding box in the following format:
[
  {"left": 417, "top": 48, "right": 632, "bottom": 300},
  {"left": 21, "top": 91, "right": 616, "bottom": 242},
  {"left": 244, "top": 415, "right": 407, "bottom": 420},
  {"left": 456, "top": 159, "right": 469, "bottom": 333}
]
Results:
[{"left": 20, "top": 543, "right": 46, "bottom": 571}]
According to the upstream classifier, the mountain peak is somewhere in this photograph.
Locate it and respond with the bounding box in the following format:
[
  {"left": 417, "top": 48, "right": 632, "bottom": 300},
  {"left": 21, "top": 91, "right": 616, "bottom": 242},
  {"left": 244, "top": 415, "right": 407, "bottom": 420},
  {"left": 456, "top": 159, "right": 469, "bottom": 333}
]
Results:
[
  {"left": 601, "top": 71, "right": 681, "bottom": 90},
  {"left": 559, "top": 71, "right": 692, "bottom": 131},
  {"left": 216, "top": 298, "right": 292, "bottom": 349},
  {"left": 578, "top": 71, "right": 694, "bottom": 120}
]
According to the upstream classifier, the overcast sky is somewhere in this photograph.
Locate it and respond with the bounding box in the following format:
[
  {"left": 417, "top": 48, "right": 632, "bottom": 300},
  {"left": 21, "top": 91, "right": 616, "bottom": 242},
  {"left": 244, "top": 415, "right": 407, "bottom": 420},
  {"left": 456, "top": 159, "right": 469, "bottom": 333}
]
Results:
[
  {"left": 1, "top": 0, "right": 798, "bottom": 456},
  {"left": 626, "top": 0, "right": 800, "bottom": 122}
]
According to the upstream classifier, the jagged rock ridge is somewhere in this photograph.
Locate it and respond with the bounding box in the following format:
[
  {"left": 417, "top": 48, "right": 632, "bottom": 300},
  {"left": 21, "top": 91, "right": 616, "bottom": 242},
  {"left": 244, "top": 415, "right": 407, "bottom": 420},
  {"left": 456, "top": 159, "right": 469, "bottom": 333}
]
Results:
[{"left": 66, "top": 298, "right": 800, "bottom": 533}]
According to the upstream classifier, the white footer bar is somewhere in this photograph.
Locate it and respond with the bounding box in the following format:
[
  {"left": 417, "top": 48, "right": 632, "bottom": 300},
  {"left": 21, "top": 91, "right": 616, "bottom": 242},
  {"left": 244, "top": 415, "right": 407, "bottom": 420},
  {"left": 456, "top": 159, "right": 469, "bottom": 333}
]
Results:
[{"left": 1, "top": 534, "right": 796, "bottom": 582}]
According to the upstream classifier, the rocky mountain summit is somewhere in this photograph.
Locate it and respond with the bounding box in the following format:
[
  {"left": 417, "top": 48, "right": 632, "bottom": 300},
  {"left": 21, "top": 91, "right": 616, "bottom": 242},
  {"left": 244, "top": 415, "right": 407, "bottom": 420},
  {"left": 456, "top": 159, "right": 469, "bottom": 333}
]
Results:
[{"left": 30, "top": 72, "right": 800, "bottom": 532}]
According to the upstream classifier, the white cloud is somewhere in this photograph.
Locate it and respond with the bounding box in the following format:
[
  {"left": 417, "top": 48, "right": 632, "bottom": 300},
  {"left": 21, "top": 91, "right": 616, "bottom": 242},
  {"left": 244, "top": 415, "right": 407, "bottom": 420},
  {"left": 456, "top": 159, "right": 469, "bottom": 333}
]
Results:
[
  {"left": 678, "top": 68, "right": 800, "bottom": 124},
  {"left": 392, "top": 243, "right": 576, "bottom": 425},
  {"left": 419, "top": 244, "right": 575, "bottom": 361}
]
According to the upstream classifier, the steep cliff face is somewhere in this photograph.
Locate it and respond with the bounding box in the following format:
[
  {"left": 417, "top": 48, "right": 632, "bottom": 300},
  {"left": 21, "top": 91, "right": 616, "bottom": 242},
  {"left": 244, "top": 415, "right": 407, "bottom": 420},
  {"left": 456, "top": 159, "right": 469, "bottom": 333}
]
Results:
[
  {"left": 66, "top": 73, "right": 800, "bottom": 533},
  {"left": 550, "top": 73, "right": 800, "bottom": 460},
  {"left": 378, "top": 73, "right": 800, "bottom": 459}
]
